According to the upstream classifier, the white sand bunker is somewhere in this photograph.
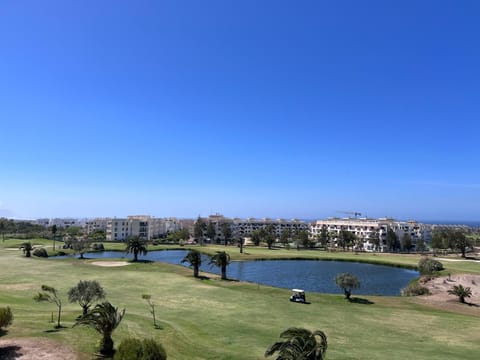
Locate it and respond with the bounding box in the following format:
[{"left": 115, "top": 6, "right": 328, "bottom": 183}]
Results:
[{"left": 90, "top": 261, "right": 130, "bottom": 267}]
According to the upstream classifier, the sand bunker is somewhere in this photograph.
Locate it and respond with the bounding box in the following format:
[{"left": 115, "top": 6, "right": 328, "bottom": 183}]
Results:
[
  {"left": 0, "top": 338, "right": 78, "bottom": 360},
  {"left": 414, "top": 274, "right": 480, "bottom": 315},
  {"left": 90, "top": 261, "right": 130, "bottom": 267}
]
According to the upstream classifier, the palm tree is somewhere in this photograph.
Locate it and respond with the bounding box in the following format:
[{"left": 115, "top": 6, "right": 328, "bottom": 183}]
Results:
[
  {"left": 34, "top": 285, "right": 63, "bottom": 328},
  {"left": 335, "top": 273, "right": 360, "bottom": 300},
  {"left": 20, "top": 242, "right": 33, "bottom": 257},
  {"left": 265, "top": 327, "right": 328, "bottom": 360},
  {"left": 448, "top": 284, "right": 472, "bottom": 304},
  {"left": 209, "top": 251, "right": 230, "bottom": 280},
  {"left": 51, "top": 224, "right": 57, "bottom": 251},
  {"left": 125, "top": 236, "right": 148, "bottom": 262},
  {"left": 74, "top": 302, "right": 125, "bottom": 356},
  {"left": 181, "top": 249, "right": 202, "bottom": 277}
]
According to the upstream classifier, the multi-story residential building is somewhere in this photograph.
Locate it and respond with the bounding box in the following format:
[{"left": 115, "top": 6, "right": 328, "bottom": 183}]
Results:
[
  {"left": 85, "top": 218, "right": 109, "bottom": 234},
  {"left": 35, "top": 218, "right": 84, "bottom": 228},
  {"left": 105, "top": 215, "right": 183, "bottom": 241},
  {"left": 310, "top": 217, "right": 432, "bottom": 252},
  {"left": 194, "top": 214, "right": 308, "bottom": 244}
]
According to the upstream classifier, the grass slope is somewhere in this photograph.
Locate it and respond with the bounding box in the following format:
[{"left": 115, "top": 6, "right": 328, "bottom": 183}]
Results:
[{"left": 0, "top": 240, "right": 479, "bottom": 359}]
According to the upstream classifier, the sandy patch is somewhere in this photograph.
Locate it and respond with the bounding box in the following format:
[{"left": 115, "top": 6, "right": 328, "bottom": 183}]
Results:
[
  {"left": 413, "top": 274, "right": 480, "bottom": 315},
  {"left": 0, "top": 338, "right": 78, "bottom": 360},
  {"left": 90, "top": 261, "right": 130, "bottom": 267}
]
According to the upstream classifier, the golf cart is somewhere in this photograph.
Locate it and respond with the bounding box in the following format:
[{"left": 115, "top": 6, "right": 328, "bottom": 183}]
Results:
[{"left": 290, "top": 289, "right": 306, "bottom": 303}]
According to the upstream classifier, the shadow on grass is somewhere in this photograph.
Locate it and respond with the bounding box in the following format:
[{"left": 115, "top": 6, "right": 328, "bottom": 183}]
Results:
[
  {"left": 348, "top": 297, "right": 375, "bottom": 305},
  {"left": 466, "top": 302, "right": 479, "bottom": 307},
  {"left": 198, "top": 275, "right": 211, "bottom": 280},
  {"left": 0, "top": 329, "right": 8, "bottom": 337},
  {"left": 0, "top": 345, "right": 22, "bottom": 360},
  {"left": 44, "top": 325, "right": 67, "bottom": 333},
  {"left": 130, "top": 259, "right": 154, "bottom": 264}
]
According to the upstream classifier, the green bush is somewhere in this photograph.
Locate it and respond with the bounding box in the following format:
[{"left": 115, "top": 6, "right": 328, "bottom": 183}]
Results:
[
  {"left": 401, "top": 282, "right": 431, "bottom": 296},
  {"left": 418, "top": 257, "right": 444, "bottom": 275},
  {"left": 92, "top": 243, "right": 105, "bottom": 251},
  {"left": 33, "top": 247, "right": 48, "bottom": 258},
  {"left": 115, "top": 338, "right": 167, "bottom": 360},
  {"left": 0, "top": 306, "right": 13, "bottom": 330}
]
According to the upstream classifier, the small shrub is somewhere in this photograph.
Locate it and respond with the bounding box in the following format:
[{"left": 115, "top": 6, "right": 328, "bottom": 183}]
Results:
[
  {"left": 418, "top": 257, "right": 444, "bottom": 275},
  {"left": 115, "top": 338, "right": 167, "bottom": 360},
  {"left": 33, "top": 248, "right": 48, "bottom": 258},
  {"left": 0, "top": 306, "right": 13, "bottom": 329},
  {"left": 92, "top": 243, "right": 105, "bottom": 251},
  {"left": 401, "top": 282, "right": 431, "bottom": 296}
]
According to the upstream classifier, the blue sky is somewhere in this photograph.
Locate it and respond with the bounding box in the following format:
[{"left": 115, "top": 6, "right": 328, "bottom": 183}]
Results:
[{"left": 1, "top": 0, "right": 479, "bottom": 221}]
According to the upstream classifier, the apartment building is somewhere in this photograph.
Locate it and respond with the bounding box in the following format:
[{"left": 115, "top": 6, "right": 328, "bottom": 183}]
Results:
[
  {"left": 310, "top": 217, "right": 431, "bottom": 252},
  {"left": 35, "top": 218, "right": 84, "bottom": 228},
  {"left": 195, "top": 214, "right": 308, "bottom": 243},
  {"left": 106, "top": 215, "right": 182, "bottom": 241},
  {"left": 85, "top": 218, "right": 109, "bottom": 234}
]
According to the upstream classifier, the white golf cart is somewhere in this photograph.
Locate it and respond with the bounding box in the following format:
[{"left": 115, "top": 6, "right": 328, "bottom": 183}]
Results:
[{"left": 289, "top": 288, "right": 306, "bottom": 303}]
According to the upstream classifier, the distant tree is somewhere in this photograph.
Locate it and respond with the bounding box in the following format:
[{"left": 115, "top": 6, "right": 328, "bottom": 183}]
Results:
[
  {"left": 335, "top": 273, "right": 360, "bottom": 300},
  {"left": 338, "top": 229, "right": 355, "bottom": 251},
  {"left": 448, "top": 284, "right": 472, "bottom": 304},
  {"left": 74, "top": 302, "right": 125, "bottom": 357},
  {"left": 237, "top": 236, "right": 245, "bottom": 254},
  {"left": 319, "top": 225, "right": 329, "bottom": 248},
  {"left": 416, "top": 238, "right": 427, "bottom": 253},
  {"left": 68, "top": 280, "right": 106, "bottom": 316},
  {"left": 452, "top": 230, "right": 471, "bottom": 258},
  {"left": 264, "top": 225, "right": 276, "bottom": 249},
  {"left": 280, "top": 229, "right": 291, "bottom": 247},
  {"left": 209, "top": 251, "right": 230, "bottom": 280},
  {"left": 296, "top": 230, "right": 311, "bottom": 249},
  {"left": 65, "top": 226, "right": 83, "bottom": 237},
  {"left": 142, "top": 294, "right": 158, "bottom": 328},
  {"left": 430, "top": 229, "right": 445, "bottom": 252},
  {"left": 369, "top": 229, "right": 380, "bottom": 251},
  {"left": 181, "top": 249, "right": 202, "bottom": 278},
  {"left": 34, "top": 285, "right": 63, "bottom": 328},
  {"left": 51, "top": 225, "right": 58, "bottom": 251},
  {"left": 220, "top": 222, "right": 232, "bottom": 246},
  {"left": 125, "top": 236, "right": 148, "bottom": 262},
  {"left": 401, "top": 233, "right": 412, "bottom": 253},
  {"left": 0, "top": 219, "right": 6, "bottom": 242},
  {"left": 193, "top": 217, "right": 206, "bottom": 246},
  {"left": 20, "top": 242, "right": 33, "bottom": 257},
  {"left": 251, "top": 229, "right": 261, "bottom": 246},
  {"left": 167, "top": 228, "right": 190, "bottom": 243},
  {"left": 265, "top": 327, "right": 327, "bottom": 360},
  {"left": 206, "top": 221, "right": 217, "bottom": 244},
  {"left": 72, "top": 239, "right": 90, "bottom": 259},
  {"left": 386, "top": 228, "right": 398, "bottom": 252},
  {"left": 90, "top": 229, "right": 106, "bottom": 242}
]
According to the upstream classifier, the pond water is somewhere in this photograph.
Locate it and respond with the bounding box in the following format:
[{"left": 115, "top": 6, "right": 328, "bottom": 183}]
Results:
[{"left": 57, "top": 250, "right": 418, "bottom": 296}]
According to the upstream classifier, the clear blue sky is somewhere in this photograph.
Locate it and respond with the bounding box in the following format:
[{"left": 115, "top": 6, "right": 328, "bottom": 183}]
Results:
[{"left": 1, "top": 0, "right": 479, "bottom": 221}]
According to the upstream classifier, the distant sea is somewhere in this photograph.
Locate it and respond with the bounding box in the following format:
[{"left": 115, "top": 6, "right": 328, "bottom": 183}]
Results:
[{"left": 303, "top": 219, "right": 480, "bottom": 228}]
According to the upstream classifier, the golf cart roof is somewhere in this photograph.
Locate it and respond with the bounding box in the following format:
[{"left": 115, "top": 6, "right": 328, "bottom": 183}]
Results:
[{"left": 292, "top": 289, "right": 304, "bottom": 293}]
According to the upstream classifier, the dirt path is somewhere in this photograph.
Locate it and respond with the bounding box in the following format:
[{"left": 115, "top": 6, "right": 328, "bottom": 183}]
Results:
[{"left": 0, "top": 338, "right": 78, "bottom": 360}]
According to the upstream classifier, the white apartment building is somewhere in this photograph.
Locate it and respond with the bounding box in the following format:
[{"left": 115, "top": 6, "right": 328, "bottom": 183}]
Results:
[
  {"left": 310, "top": 217, "right": 431, "bottom": 252},
  {"left": 35, "top": 218, "right": 84, "bottom": 228},
  {"left": 85, "top": 218, "right": 109, "bottom": 234},
  {"left": 106, "top": 215, "right": 182, "bottom": 241},
  {"left": 196, "top": 214, "right": 308, "bottom": 243}
]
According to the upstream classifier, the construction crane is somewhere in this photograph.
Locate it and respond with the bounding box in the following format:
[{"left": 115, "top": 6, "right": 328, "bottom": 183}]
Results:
[{"left": 337, "top": 211, "right": 362, "bottom": 219}]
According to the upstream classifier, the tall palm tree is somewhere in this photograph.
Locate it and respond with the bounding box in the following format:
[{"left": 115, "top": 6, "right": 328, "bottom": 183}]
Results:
[
  {"left": 74, "top": 301, "right": 125, "bottom": 356},
  {"left": 265, "top": 327, "right": 328, "bottom": 360},
  {"left": 448, "top": 284, "right": 472, "bottom": 304},
  {"left": 125, "top": 236, "right": 148, "bottom": 262},
  {"left": 181, "top": 249, "right": 202, "bottom": 277},
  {"left": 209, "top": 251, "right": 230, "bottom": 280},
  {"left": 51, "top": 224, "right": 57, "bottom": 251}
]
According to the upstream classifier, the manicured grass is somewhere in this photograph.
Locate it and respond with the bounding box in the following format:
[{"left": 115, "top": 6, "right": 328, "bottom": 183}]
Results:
[{"left": 0, "top": 240, "right": 479, "bottom": 359}]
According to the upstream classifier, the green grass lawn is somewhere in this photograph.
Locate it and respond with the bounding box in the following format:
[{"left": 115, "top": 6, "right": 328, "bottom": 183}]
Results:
[{"left": 0, "top": 239, "right": 479, "bottom": 359}]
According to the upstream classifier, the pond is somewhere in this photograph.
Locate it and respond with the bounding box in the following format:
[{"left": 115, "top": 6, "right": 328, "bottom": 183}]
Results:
[{"left": 57, "top": 250, "right": 418, "bottom": 296}]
